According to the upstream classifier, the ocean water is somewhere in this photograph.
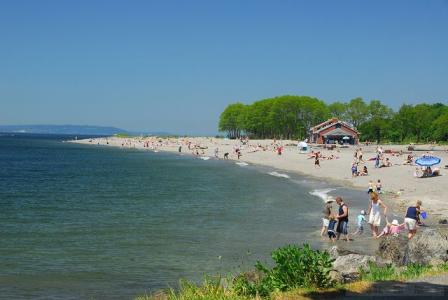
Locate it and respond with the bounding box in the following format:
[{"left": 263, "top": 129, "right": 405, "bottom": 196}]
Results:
[{"left": 0, "top": 134, "right": 369, "bottom": 299}]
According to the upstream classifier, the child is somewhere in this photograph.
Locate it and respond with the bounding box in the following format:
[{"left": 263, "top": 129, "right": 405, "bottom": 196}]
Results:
[
  {"left": 376, "top": 218, "right": 405, "bottom": 238},
  {"left": 351, "top": 163, "right": 358, "bottom": 177},
  {"left": 327, "top": 215, "right": 338, "bottom": 242},
  {"left": 376, "top": 179, "right": 382, "bottom": 194},
  {"left": 367, "top": 180, "right": 374, "bottom": 194},
  {"left": 353, "top": 210, "right": 367, "bottom": 235}
]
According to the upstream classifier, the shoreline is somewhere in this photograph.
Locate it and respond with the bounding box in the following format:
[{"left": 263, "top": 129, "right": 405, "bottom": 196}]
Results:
[{"left": 69, "top": 136, "right": 448, "bottom": 224}]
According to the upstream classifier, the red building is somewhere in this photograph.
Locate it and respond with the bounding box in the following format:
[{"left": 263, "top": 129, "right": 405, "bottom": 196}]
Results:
[{"left": 309, "top": 118, "right": 359, "bottom": 145}]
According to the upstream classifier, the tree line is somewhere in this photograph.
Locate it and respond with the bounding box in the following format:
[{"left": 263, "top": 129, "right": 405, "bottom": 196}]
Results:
[{"left": 218, "top": 95, "right": 448, "bottom": 143}]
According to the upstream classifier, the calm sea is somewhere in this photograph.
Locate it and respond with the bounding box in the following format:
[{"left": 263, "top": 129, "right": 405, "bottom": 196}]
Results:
[{"left": 0, "top": 134, "right": 369, "bottom": 299}]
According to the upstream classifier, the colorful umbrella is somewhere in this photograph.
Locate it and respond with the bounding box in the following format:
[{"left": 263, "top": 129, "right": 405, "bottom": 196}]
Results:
[{"left": 415, "top": 156, "right": 441, "bottom": 166}]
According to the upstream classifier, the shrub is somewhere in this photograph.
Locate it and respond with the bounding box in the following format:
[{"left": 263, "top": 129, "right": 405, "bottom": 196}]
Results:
[{"left": 235, "top": 244, "right": 334, "bottom": 297}]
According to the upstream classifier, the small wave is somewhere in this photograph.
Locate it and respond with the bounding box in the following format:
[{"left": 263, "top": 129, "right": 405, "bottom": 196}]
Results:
[
  {"left": 199, "top": 156, "right": 210, "bottom": 160},
  {"left": 309, "top": 188, "right": 336, "bottom": 203},
  {"left": 268, "top": 171, "right": 290, "bottom": 179},
  {"left": 235, "top": 162, "right": 249, "bottom": 166}
]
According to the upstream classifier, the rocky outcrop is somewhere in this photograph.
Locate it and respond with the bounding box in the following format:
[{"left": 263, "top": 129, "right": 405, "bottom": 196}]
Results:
[
  {"left": 332, "top": 253, "right": 377, "bottom": 283},
  {"left": 378, "top": 229, "right": 448, "bottom": 266},
  {"left": 329, "top": 246, "right": 379, "bottom": 283}
]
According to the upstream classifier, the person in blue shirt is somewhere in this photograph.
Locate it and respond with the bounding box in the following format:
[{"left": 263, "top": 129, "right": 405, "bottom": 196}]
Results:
[
  {"left": 353, "top": 210, "right": 367, "bottom": 235},
  {"left": 404, "top": 200, "right": 422, "bottom": 239}
]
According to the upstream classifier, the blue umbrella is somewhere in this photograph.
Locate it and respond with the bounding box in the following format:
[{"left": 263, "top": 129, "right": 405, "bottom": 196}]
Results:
[{"left": 415, "top": 156, "right": 441, "bottom": 166}]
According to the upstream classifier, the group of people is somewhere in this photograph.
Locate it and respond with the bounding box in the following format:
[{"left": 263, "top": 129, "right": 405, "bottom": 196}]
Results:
[{"left": 321, "top": 192, "right": 423, "bottom": 242}]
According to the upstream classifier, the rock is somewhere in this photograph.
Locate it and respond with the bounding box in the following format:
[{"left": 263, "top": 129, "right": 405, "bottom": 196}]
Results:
[
  {"left": 439, "top": 219, "right": 448, "bottom": 225},
  {"left": 327, "top": 245, "right": 359, "bottom": 260},
  {"left": 329, "top": 270, "right": 343, "bottom": 283},
  {"left": 332, "top": 253, "right": 376, "bottom": 283},
  {"left": 378, "top": 235, "right": 408, "bottom": 266},
  {"left": 378, "top": 229, "right": 448, "bottom": 266},
  {"left": 405, "top": 229, "right": 448, "bottom": 265},
  {"left": 328, "top": 246, "right": 339, "bottom": 260}
]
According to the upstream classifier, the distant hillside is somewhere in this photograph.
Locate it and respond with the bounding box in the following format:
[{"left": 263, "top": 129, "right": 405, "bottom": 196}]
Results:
[{"left": 0, "top": 125, "right": 128, "bottom": 135}]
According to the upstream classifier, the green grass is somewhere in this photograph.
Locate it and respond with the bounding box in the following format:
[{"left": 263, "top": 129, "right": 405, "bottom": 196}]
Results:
[
  {"left": 136, "top": 261, "right": 448, "bottom": 300},
  {"left": 136, "top": 277, "right": 251, "bottom": 300}
]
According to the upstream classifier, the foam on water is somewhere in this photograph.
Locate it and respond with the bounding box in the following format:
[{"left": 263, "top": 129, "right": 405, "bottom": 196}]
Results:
[
  {"left": 268, "top": 171, "right": 290, "bottom": 179},
  {"left": 235, "top": 162, "right": 249, "bottom": 166},
  {"left": 199, "top": 156, "right": 210, "bottom": 160},
  {"left": 309, "top": 188, "right": 336, "bottom": 203}
]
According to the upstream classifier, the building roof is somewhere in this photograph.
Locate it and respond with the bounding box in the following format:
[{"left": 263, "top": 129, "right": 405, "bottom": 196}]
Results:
[{"left": 310, "top": 118, "right": 359, "bottom": 134}]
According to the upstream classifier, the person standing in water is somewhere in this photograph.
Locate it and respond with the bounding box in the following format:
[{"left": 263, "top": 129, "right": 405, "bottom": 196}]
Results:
[
  {"left": 335, "top": 196, "right": 349, "bottom": 241},
  {"left": 320, "top": 199, "right": 333, "bottom": 236},
  {"left": 405, "top": 200, "right": 422, "bottom": 239},
  {"left": 367, "top": 192, "right": 388, "bottom": 238}
]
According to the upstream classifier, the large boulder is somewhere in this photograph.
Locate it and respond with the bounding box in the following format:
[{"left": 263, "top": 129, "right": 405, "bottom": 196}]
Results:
[
  {"left": 378, "top": 229, "right": 448, "bottom": 266},
  {"left": 332, "top": 253, "right": 376, "bottom": 283},
  {"left": 405, "top": 229, "right": 448, "bottom": 265},
  {"left": 378, "top": 234, "right": 408, "bottom": 265}
]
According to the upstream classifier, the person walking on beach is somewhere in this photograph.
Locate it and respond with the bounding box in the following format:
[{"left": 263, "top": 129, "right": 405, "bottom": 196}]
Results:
[
  {"left": 367, "top": 192, "right": 388, "bottom": 238},
  {"left": 214, "top": 147, "right": 219, "bottom": 158},
  {"left": 404, "top": 200, "right": 422, "bottom": 239},
  {"left": 314, "top": 152, "right": 320, "bottom": 168},
  {"left": 321, "top": 199, "right": 333, "bottom": 236},
  {"left": 335, "top": 197, "right": 349, "bottom": 241},
  {"left": 376, "top": 179, "right": 382, "bottom": 194},
  {"left": 358, "top": 148, "right": 364, "bottom": 163}
]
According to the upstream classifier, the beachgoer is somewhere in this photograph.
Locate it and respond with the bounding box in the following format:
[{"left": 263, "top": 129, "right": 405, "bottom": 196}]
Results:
[
  {"left": 376, "top": 218, "right": 405, "bottom": 238},
  {"left": 214, "top": 147, "right": 219, "bottom": 158},
  {"left": 375, "top": 153, "right": 380, "bottom": 168},
  {"left": 351, "top": 163, "right": 358, "bottom": 177},
  {"left": 358, "top": 148, "right": 364, "bottom": 162},
  {"left": 335, "top": 196, "right": 349, "bottom": 241},
  {"left": 314, "top": 153, "right": 320, "bottom": 168},
  {"left": 405, "top": 200, "right": 422, "bottom": 239},
  {"left": 321, "top": 200, "right": 333, "bottom": 236},
  {"left": 277, "top": 146, "right": 283, "bottom": 155},
  {"left": 327, "top": 215, "right": 337, "bottom": 242},
  {"left": 367, "top": 180, "right": 374, "bottom": 194},
  {"left": 224, "top": 152, "right": 229, "bottom": 159},
  {"left": 376, "top": 179, "right": 382, "bottom": 193},
  {"left": 178, "top": 145, "right": 182, "bottom": 153},
  {"left": 360, "top": 165, "right": 368, "bottom": 176},
  {"left": 353, "top": 210, "right": 367, "bottom": 235},
  {"left": 367, "top": 192, "right": 388, "bottom": 238}
]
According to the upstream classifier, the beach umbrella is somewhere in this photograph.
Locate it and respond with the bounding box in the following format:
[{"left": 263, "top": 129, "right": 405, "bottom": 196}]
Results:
[{"left": 415, "top": 156, "right": 441, "bottom": 167}]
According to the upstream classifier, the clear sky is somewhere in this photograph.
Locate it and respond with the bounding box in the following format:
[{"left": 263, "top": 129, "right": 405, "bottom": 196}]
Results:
[{"left": 1, "top": 0, "right": 447, "bottom": 135}]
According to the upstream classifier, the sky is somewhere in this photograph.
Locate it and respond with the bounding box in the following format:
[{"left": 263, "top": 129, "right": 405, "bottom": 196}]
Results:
[{"left": 1, "top": 0, "right": 447, "bottom": 135}]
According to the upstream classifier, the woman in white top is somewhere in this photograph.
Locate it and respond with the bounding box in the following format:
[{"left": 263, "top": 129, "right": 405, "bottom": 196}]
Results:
[{"left": 368, "top": 192, "right": 388, "bottom": 238}]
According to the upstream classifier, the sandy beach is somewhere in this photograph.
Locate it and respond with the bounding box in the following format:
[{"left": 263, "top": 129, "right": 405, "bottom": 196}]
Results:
[{"left": 71, "top": 136, "right": 448, "bottom": 219}]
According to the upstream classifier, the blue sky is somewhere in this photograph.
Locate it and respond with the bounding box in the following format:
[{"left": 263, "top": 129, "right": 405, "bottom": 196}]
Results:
[{"left": 1, "top": 0, "right": 447, "bottom": 135}]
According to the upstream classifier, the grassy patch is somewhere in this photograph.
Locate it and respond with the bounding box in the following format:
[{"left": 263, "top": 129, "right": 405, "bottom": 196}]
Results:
[{"left": 136, "top": 255, "right": 448, "bottom": 300}]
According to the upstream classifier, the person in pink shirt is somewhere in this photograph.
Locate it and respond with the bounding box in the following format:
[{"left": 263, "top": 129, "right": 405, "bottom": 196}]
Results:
[{"left": 376, "top": 218, "right": 405, "bottom": 238}]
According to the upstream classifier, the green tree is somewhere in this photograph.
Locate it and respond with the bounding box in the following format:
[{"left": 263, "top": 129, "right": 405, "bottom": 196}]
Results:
[
  {"left": 328, "top": 101, "right": 348, "bottom": 120},
  {"left": 432, "top": 111, "right": 448, "bottom": 141},
  {"left": 218, "top": 103, "right": 247, "bottom": 139},
  {"left": 346, "top": 97, "right": 368, "bottom": 129},
  {"left": 359, "top": 100, "right": 394, "bottom": 143}
]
